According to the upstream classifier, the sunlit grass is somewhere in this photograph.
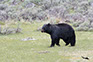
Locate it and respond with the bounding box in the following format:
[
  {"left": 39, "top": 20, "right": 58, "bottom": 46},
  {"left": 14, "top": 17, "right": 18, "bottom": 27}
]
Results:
[{"left": 0, "top": 21, "right": 93, "bottom": 62}]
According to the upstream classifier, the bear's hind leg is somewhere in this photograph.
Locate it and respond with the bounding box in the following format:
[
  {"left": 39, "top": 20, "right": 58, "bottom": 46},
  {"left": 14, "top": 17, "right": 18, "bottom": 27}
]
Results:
[
  {"left": 65, "top": 42, "right": 69, "bottom": 46},
  {"left": 70, "top": 41, "right": 75, "bottom": 46},
  {"left": 63, "top": 39, "right": 70, "bottom": 46},
  {"left": 70, "top": 36, "right": 76, "bottom": 46}
]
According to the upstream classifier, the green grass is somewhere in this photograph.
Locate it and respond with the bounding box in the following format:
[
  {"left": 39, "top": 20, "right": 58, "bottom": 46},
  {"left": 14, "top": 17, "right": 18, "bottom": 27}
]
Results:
[{"left": 0, "top": 21, "right": 93, "bottom": 62}]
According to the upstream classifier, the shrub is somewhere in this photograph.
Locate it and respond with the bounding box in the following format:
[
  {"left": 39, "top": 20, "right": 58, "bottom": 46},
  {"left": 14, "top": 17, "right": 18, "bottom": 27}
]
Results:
[{"left": 0, "top": 4, "right": 7, "bottom": 10}]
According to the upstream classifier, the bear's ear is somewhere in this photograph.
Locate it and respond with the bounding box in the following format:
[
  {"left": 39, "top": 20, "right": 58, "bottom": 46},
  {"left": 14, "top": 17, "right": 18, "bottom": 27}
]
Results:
[{"left": 48, "top": 23, "right": 51, "bottom": 26}]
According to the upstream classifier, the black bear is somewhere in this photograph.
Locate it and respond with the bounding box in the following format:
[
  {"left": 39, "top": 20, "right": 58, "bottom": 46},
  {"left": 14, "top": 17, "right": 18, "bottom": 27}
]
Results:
[{"left": 41, "top": 23, "right": 76, "bottom": 47}]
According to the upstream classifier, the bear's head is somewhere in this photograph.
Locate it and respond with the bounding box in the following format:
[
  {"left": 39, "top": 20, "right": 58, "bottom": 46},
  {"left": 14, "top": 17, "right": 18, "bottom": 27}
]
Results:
[{"left": 41, "top": 23, "right": 52, "bottom": 34}]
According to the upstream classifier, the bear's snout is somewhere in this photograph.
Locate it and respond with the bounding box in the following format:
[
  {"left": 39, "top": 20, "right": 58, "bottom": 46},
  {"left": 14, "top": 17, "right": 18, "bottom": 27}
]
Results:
[{"left": 41, "top": 29, "right": 45, "bottom": 32}]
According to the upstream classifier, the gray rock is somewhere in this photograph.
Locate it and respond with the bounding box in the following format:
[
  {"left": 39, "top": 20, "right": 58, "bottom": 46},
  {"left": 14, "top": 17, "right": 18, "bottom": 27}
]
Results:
[
  {"left": 37, "top": 27, "right": 42, "bottom": 31},
  {"left": 21, "top": 37, "right": 36, "bottom": 41},
  {"left": 89, "top": 28, "right": 93, "bottom": 31}
]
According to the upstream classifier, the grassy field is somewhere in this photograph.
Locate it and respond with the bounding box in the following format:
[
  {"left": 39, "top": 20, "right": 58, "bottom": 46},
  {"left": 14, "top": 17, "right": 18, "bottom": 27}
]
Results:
[{"left": 0, "top": 21, "right": 93, "bottom": 62}]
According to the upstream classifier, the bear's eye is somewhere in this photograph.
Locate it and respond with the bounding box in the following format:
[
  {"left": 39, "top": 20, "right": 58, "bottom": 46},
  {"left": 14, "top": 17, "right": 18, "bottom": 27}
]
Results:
[
  {"left": 42, "top": 27, "right": 45, "bottom": 30},
  {"left": 44, "top": 27, "right": 46, "bottom": 30}
]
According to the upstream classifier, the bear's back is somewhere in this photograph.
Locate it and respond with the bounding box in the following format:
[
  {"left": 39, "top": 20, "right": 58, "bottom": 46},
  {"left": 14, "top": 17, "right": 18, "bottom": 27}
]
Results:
[
  {"left": 56, "top": 23, "right": 71, "bottom": 28},
  {"left": 57, "top": 23, "right": 69, "bottom": 26},
  {"left": 56, "top": 23, "right": 74, "bottom": 32}
]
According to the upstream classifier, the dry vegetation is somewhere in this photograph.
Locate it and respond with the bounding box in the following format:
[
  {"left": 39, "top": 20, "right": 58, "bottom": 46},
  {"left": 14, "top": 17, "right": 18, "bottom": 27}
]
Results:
[{"left": 0, "top": 0, "right": 93, "bottom": 31}]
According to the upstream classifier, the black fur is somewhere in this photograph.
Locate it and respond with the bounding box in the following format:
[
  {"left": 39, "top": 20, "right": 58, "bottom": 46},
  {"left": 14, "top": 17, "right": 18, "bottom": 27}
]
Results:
[{"left": 41, "top": 23, "right": 76, "bottom": 47}]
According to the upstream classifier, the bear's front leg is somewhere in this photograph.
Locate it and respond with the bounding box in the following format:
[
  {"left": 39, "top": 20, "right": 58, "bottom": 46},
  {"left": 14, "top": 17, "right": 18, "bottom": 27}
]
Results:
[
  {"left": 50, "top": 35, "right": 56, "bottom": 47},
  {"left": 55, "top": 38, "right": 60, "bottom": 46},
  {"left": 50, "top": 35, "right": 60, "bottom": 47},
  {"left": 50, "top": 39, "right": 56, "bottom": 47}
]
